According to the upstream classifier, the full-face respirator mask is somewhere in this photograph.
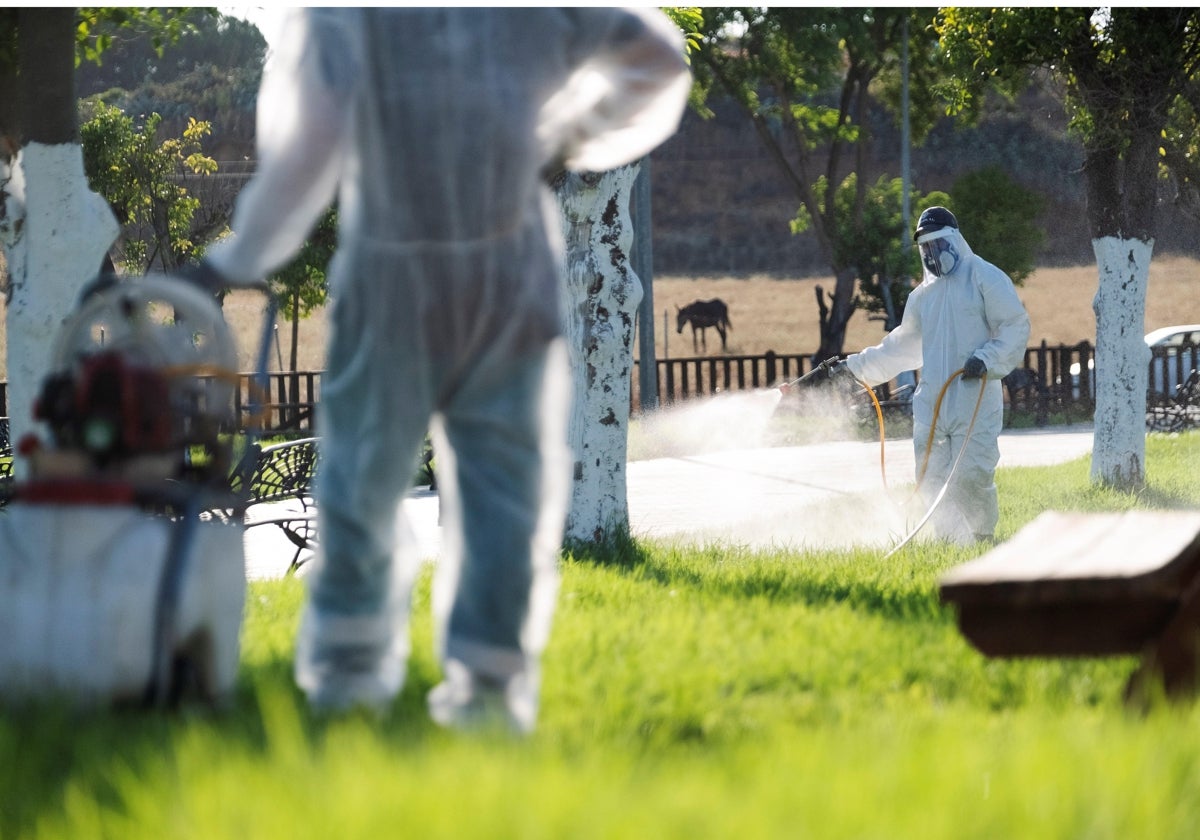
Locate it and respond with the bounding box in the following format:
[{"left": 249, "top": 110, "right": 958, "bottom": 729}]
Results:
[
  {"left": 913, "top": 206, "right": 962, "bottom": 278},
  {"left": 917, "top": 228, "right": 961, "bottom": 278}
]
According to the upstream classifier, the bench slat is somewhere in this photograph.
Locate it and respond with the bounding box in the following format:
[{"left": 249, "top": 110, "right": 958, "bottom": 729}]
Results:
[
  {"left": 941, "top": 511, "right": 1200, "bottom": 603},
  {"left": 940, "top": 510, "right": 1200, "bottom": 658}
]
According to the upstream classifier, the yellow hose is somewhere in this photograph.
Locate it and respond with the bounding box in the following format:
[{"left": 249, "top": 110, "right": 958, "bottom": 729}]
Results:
[
  {"left": 856, "top": 377, "right": 890, "bottom": 491},
  {"left": 877, "top": 369, "right": 988, "bottom": 557},
  {"left": 854, "top": 368, "right": 987, "bottom": 503}
]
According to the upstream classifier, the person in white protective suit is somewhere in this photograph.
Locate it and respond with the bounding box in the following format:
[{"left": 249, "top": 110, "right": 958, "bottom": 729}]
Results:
[
  {"left": 808, "top": 206, "right": 1031, "bottom": 544},
  {"left": 195, "top": 8, "right": 691, "bottom": 729}
]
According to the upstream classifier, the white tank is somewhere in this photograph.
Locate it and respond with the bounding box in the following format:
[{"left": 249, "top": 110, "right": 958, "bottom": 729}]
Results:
[{"left": 0, "top": 503, "right": 245, "bottom": 707}]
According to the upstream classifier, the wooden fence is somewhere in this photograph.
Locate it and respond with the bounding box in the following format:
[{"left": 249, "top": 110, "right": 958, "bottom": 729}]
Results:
[
  {"left": 0, "top": 371, "right": 321, "bottom": 438},
  {"left": 1, "top": 341, "right": 1196, "bottom": 433},
  {"left": 631, "top": 340, "right": 1199, "bottom": 423}
]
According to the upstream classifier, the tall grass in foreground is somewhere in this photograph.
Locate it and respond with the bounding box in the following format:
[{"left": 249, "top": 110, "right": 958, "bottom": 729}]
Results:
[{"left": 2, "top": 432, "right": 1200, "bottom": 839}]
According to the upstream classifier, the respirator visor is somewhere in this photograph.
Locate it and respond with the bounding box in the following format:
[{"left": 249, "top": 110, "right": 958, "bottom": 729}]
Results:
[{"left": 917, "top": 227, "right": 960, "bottom": 278}]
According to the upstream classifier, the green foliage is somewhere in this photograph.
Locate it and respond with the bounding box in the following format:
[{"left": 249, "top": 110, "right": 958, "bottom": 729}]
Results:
[
  {"left": 0, "top": 8, "right": 200, "bottom": 82},
  {"left": 663, "top": 7, "right": 704, "bottom": 58},
  {"left": 949, "top": 166, "right": 1045, "bottom": 283},
  {"left": 1163, "top": 82, "right": 1200, "bottom": 225},
  {"left": 268, "top": 206, "right": 337, "bottom": 373},
  {"left": 938, "top": 8, "right": 1200, "bottom": 145},
  {"left": 80, "top": 102, "right": 217, "bottom": 272},
  {"left": 73, "top": 7, "right": 202, "bottom": 68},
  {"left": 935, "top": 7, "right": 1200, "bottom": 242},
  {"left": 0, "top": 10, "right": 15, "bottom": 80},
  {"left": 78, "top": 10, "right": 266, "bottom": 160},
  {"left": 270, "top": 208, "right": 337, "bottom": 323},
  {"left": 787, "top": 164, "right": 1041, "bottom": 324}
]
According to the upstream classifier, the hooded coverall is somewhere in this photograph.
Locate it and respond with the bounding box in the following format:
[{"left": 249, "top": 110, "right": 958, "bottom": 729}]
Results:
[
  {"left": 206, "top": 7, "right": 690, "bottom": 728},
  {"left": 842, "top": 228, "right": 1031, "bottom": 543}
]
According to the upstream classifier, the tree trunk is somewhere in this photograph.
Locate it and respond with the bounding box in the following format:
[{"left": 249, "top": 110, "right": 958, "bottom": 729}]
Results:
[
  {"left": 1, "top": 10, "right": 118, "bottom": 460},
  {"left": 1084, "top": 126, "right": 1160, "bottom": 491},
  {"left": 289, "top": 290, "right": 300, "bottom": 428},
  {"left": 1089, "top": 236, "right": 1151, "bottom": 491},
  {"left": 814, "top": 265, "right": 859, "bottom": 362},
  {"left": 554, "top": 165, "right": 642, "bottom": 545}
]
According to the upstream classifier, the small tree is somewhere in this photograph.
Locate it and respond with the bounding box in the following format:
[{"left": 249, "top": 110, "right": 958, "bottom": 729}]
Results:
[
  {"left": 268, "top": 207, "right": 336, "bottom": 374},
  {"left": 795, "top": 175, "right": 946, "bottom": 335},
  {"left": 80, "top": 102, "right": 217, "bottom": 273},
  {"left": 797, "top": 174, "right": 906, "bottom": 334}
]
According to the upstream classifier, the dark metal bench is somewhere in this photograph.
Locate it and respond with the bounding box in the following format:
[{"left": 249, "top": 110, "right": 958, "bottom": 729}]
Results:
[
  {"left": 939, "top": 510, "right": 1200, "bottom": 705},
  {"left": 223, "top": 436, "right": 320, "bottom": 573},
  {"left": 1003, "top": 367, "right": 1051, "bottom": 427},
  {"left": 1147, "top": 369, "right": 1200, "bottom": 432},
  {"left": 0, "top": 418, "right": 11, "bottom": 507}
]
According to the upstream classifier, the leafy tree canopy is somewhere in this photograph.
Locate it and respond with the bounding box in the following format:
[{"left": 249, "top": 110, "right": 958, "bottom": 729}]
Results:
[{"left": 935, "top": 7, "right": 1200, "bottom": 242}]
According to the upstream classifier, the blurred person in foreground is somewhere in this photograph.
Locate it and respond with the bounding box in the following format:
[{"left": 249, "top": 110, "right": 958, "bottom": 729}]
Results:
[
  {"left": 805, "top": 206, "right": 1031, "bottom": 545},
  {"left": 197, "top": 7, "right": 691, "bottom": 731}
]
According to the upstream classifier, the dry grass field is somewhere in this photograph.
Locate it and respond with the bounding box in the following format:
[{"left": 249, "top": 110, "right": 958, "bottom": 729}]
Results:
[
  {"left": 2, "top": 255, "right": 1200, "bottom": 378},
  {"left": 652, "top": 254, "right": 1200, "bottom": 360}
]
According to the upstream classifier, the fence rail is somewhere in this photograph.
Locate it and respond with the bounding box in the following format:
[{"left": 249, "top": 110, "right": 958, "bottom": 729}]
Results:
[
  {"left": 1, "top": 341, "right": 1196, "bottom": 433},
  {"left": 0, "top": 371, "right": 321, "bottom": 438},
  {"left": 631, "top": 340, "right": 1200, "bottom": 425}
]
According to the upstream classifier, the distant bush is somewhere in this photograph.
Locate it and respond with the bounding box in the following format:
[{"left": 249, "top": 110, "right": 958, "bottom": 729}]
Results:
[{"left": 950, "top": 166, "right": 1045, "bottom": 283}]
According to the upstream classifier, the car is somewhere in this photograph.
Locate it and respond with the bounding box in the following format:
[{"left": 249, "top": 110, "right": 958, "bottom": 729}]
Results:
[{"left": 1146, "top": 324, "right": 1200, "bottom": 398}]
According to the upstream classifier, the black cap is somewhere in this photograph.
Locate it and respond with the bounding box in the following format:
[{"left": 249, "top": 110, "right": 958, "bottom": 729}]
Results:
[{"left": 914, "top": 206, "right": 959, "bottom": 241}]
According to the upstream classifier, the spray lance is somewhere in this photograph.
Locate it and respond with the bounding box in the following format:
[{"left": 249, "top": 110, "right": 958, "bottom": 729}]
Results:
[{"left": 778, "top": 358, "right": 854, "bottom": 394}]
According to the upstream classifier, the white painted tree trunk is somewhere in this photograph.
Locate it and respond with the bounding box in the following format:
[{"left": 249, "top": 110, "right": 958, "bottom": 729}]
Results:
[
  {"left": 555, "top": 164, "right": 642, "bottom": 544},
  {"left": 1, "top": 143, "right": 118, "bottom": 459},
  {"left": 1090, "top": 236, "right": 1152, "bottom": 490}
]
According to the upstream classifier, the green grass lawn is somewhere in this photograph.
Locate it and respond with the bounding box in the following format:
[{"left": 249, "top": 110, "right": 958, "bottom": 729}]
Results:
[{"left": 3, "top": 432, "right": 1200, "bottom": 838}]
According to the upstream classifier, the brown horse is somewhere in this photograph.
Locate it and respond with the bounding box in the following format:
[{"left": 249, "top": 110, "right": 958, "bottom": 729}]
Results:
[{"left": 676, "top": 299, "right": 732, "bottom": 353}]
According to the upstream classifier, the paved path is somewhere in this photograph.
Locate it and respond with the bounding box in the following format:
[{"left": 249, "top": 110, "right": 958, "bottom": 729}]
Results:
[
  {"left": 244, "top": 425, "right": 1095, "bottom": 579},
  {"left": 625, "top": 424, "right": 1094, "bottom": 552}
]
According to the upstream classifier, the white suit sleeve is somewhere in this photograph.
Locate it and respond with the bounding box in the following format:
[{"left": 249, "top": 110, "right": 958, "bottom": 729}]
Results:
[
  {"left": 844, "top": 291, "right": 926, "bottom": 387},
  {"left": 206, "top": 10, "right": 353, "bottom": 284},
  {"left": 972, "top": 266, "right": 1032, "bottom": 379},
  {"left": 539, "top": 8, "right": 691, "bottom": 173}
]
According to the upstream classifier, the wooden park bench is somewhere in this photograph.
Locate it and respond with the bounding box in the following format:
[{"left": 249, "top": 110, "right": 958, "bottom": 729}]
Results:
[
  {"left": 224, "top": 436, "right": 321, "bottom": 573},
  {"left": 939, "top": 510, "right": 1200, "bottom": 704}
]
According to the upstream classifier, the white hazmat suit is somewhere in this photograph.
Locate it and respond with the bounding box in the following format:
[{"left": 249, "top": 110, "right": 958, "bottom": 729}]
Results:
[
  {"left": 206, "top": 7, "right": 691, "bottom": 729},
  {"left": 842, "top": 221, "right": 1031, "bottom": 543}
]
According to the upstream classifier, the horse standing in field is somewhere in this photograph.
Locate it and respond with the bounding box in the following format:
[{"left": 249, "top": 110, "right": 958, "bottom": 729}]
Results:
[{"left": 676, "top": 298, "right": 732, "bottom": 353}]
